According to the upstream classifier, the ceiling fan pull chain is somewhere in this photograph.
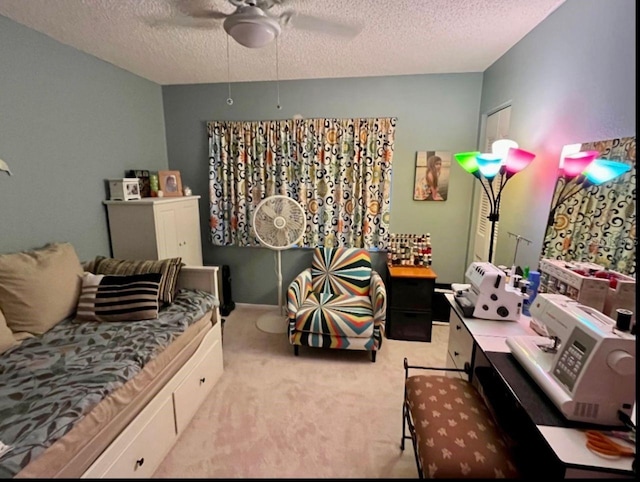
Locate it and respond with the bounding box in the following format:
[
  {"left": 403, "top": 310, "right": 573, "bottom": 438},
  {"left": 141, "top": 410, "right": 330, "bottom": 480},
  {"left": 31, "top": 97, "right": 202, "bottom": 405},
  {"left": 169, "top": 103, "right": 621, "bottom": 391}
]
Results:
[
  {"left": 226, "top": 34, "right": 233, "bottom": 106},
  {"left": 276, "top": 37, "right": 282, "bottom": 110}
]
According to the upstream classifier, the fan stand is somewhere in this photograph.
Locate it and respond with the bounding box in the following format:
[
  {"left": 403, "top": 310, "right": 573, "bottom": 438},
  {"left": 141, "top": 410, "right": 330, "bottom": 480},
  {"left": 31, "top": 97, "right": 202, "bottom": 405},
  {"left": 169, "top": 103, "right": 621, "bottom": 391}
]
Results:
[{"left": 256, "top": 250, "right": 288, "bottom": 334}]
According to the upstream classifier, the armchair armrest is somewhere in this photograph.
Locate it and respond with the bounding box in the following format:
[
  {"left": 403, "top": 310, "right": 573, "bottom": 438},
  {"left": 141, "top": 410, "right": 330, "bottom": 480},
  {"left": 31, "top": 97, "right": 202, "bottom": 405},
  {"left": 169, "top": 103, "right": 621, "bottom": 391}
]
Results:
[
  {"left": 370, "top": 270, "right": 387, "bottom": 329},
  {"left": 287, "top": 268, "right": 312, "bottom": 319}
]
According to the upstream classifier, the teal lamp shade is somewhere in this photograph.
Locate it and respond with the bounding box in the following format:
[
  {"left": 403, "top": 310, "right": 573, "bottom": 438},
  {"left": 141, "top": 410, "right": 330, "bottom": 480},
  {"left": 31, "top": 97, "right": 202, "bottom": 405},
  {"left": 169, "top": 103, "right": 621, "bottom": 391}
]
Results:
[
  {"left": 561, "top": 150, "right": 599, "bottom": 178},
  {"left": 476, "top": 153, "right": 502, "bottom": 180},
  {"left": 504, "top": 148, "right": 536, "bottom": 176},
  {"left": 455, "top": 151, "right": 481, "bottom": 177},
  {"left": 583, "top": 159, "right": 631, "bottom": 185}
]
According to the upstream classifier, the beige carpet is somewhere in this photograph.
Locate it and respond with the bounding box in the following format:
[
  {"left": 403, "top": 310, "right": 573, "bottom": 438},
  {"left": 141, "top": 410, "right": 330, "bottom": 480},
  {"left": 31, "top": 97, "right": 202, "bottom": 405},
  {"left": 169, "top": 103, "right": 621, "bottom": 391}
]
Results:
[{"left": 153, "top": 304, "right": 450, "bottom": 478}]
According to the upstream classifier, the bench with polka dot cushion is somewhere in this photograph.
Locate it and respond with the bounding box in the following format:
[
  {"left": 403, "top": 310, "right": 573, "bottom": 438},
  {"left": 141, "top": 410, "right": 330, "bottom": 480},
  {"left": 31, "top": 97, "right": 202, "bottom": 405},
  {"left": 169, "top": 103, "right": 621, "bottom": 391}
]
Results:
[{"left": 401, "top": 359, "right": 520, "bottom": 478}]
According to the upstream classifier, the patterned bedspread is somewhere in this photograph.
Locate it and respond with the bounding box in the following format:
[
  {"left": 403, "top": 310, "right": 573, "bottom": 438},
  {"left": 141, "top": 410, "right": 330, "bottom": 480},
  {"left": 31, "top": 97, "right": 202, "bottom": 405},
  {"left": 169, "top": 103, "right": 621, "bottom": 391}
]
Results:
[{"left": 0, "top": 289, "right": 218, "bottom": 479}]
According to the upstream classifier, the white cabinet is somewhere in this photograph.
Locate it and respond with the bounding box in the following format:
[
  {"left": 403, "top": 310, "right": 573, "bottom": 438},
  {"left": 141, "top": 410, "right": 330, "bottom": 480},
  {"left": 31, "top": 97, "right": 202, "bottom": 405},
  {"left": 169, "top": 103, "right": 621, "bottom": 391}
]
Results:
[
  {"left": 446, "top": 309, "right": 474, "bottom": 379},
  {"left": 104, "top": 196, "right": 203, "bottom": 266}
]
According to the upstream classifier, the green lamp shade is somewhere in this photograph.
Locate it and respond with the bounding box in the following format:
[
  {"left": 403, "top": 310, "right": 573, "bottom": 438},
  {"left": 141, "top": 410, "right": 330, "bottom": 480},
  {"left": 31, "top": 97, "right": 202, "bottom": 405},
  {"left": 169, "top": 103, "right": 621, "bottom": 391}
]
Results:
[
  {"left": 562, "top": 150, "right": 599, "bottom": 178},
  {"left": 476, "top": 153, "right": 502, "bottom": 180},
  {"left": 454, "top": 151, "right": 480, "bottom": 174},
  {"left": 583, "top": 159, "right": 631, "bottom": 185}
]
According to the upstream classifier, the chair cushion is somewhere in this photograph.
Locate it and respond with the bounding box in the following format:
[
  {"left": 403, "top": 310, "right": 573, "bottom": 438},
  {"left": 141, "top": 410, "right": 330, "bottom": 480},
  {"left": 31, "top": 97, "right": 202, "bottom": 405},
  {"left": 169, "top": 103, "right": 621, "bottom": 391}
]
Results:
[
  {"left": 295, "top": 292, "right": 374, "bottom": 338},
  {"left": 405, "top": 375, "right": 519, "bottom": 478},
  {"left": 311, "top": 247, "right": 371, "bottom": 296}
]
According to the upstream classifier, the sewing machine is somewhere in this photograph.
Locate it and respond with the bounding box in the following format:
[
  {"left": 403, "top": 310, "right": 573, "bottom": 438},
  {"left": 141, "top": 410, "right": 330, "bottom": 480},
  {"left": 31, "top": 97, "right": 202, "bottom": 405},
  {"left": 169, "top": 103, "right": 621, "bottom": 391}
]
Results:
[
  {"left": 506, "top": 293, "right": 636, "bottom": 426},
  {"left": 454, "top": 262, "right": 524, "bottom": 321}
]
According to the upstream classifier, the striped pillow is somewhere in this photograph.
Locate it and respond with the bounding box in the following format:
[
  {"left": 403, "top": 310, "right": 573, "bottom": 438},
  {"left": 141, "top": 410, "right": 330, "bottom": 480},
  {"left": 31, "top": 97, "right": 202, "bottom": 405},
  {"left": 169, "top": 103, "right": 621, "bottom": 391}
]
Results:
[
  {"left": 90, "top": 256, "right": 182, "bottom": 304},
  {"left": 75, "top": 272, "right": 161, "bottom": 322}
]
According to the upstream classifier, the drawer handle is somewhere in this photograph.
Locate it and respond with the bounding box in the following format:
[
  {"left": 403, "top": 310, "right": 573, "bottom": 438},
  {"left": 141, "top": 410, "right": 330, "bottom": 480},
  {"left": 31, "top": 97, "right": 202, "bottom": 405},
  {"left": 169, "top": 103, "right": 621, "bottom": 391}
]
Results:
[
  {"left": 200, "top": 377, "right": 206, "bottom": 384},
  {"left": 136, "top": 458, "right": 145, "bottom": 468},
  {"left": 456, "top": 325, "right": 461, "bottom": 330}
]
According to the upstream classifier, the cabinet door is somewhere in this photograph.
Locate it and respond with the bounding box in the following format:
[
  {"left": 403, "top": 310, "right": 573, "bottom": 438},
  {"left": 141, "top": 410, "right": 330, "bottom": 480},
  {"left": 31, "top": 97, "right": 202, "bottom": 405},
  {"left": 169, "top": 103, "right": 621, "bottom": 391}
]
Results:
[
  {"left": 154, "top": 199, "right": 202, "bottom": 265},
  {"left": 155, "top": 205, "right": 181, "bottom": 260},
  {"left": 176, "top": 201, "right": 203, "bottom": 266}
]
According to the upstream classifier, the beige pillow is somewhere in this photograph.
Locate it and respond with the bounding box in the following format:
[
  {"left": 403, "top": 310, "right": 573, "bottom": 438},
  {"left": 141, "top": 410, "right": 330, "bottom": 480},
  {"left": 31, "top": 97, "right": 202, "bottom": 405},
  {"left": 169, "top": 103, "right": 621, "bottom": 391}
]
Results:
[
  {"left": 0, "top": 309, "right": 19, "bottom": 355},
  {"left": 0, "top": 243, "right": 84, "bottom": 335}
]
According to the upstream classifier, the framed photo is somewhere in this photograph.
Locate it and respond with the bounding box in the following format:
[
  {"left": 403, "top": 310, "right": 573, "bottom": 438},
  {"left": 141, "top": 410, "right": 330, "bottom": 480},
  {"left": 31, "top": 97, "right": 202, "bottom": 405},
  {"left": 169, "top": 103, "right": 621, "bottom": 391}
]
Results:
[
  {"left": 126, "top": 169, "right": 151, "bottom": 197},
  {"left": 158, "top": 170, "right": 183, "bottom": 197},
  {"left": 413, "top": 151, "right": 452, "bottom": 201}
]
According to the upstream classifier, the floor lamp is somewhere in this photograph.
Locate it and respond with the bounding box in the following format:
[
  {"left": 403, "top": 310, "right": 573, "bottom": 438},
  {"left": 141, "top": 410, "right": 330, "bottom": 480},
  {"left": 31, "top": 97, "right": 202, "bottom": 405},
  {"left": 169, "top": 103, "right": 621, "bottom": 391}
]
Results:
[{"left": 454, "top": 140, "right": 536, "bottom": 264}]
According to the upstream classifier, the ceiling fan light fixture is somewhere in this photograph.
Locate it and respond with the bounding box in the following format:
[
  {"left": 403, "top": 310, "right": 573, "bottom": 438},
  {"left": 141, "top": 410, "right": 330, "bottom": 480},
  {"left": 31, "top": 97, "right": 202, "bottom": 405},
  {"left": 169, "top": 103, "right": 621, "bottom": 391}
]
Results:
[{"left": 223, "top": 13, "right": 281, "bottom": 48}]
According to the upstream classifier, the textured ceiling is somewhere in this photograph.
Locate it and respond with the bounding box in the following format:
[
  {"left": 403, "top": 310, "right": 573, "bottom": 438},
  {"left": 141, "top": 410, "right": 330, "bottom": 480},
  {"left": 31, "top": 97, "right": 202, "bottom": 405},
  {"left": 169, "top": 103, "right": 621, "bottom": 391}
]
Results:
[{"left": 0, "top": 0, "right": 566, "bottom": 85}]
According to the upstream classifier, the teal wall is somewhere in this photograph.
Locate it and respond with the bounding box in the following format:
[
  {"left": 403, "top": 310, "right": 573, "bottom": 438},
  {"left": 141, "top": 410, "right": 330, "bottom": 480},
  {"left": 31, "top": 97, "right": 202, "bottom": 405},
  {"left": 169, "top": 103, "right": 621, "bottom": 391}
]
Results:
[
  {"left": 162, "top": 75, "right": 483, "bottom": 304},
  {"left": 0, "top": 15, "right": 168, "bottom": 261},
  {"left": 1, "top": 0, "right": 635, "bottom": 306},
  {"left": 474, "top": 0, "right": 636, "bottom": 273}
]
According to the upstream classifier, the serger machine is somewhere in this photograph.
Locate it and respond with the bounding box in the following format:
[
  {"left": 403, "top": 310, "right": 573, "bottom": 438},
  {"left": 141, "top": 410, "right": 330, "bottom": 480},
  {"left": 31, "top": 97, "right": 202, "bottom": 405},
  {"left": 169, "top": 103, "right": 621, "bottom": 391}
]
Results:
[
  {"left": 454, "top": 262, "right": 524, "bottom": 321},
  {"left": 506, "top": 293, "right": 636, "bottom": 426}
]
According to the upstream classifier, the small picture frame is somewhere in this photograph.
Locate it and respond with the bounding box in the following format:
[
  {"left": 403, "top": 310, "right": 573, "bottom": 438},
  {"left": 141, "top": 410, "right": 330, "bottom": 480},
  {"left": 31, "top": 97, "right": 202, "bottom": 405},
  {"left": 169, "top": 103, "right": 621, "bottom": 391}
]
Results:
[
  {"left": 158, "top": 170, "right": 183, "bottom": 197},
  {"left": 413, "top": 151, "right": 452, "bottom": 201},
  {"left": 126, "top": 169, "right": 151, "bottom": 197}
]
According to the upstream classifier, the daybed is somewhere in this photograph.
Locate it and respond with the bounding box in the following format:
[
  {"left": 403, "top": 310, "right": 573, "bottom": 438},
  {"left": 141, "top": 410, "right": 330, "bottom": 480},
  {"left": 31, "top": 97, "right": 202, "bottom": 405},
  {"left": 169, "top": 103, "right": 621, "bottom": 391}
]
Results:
[{"left": 0, "top": 243, "right": 224, "bottom": 478}]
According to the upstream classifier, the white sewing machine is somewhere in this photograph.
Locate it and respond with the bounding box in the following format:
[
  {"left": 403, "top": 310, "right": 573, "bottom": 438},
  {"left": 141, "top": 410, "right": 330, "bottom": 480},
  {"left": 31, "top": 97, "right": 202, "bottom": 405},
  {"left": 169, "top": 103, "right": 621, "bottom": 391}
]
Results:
[
  {"left": 506, "top": 293, "right": 636, "bottom": 426},
  {"left": 454, "top": 262, "right": 524, "bottom": 321}
]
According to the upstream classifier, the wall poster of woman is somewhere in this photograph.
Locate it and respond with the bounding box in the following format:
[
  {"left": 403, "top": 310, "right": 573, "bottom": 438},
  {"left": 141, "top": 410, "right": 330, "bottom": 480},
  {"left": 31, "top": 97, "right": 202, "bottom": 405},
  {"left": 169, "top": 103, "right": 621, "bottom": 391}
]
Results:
[{"left": 413, "top": 150, "right": 451, "bottom": 201}]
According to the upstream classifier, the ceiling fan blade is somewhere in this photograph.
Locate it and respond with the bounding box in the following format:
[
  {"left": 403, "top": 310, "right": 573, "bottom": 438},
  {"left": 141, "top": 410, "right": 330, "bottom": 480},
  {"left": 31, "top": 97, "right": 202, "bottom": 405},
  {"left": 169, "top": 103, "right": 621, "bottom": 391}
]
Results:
[
  {"left": 174, "top": 0, "right": 230, "bottom": 19},
  {"left": 287, "top": 12, "right": 362, "bottom": 38},
  {"left": 146, "top": 16, "right": 221, "bottom": 30}
]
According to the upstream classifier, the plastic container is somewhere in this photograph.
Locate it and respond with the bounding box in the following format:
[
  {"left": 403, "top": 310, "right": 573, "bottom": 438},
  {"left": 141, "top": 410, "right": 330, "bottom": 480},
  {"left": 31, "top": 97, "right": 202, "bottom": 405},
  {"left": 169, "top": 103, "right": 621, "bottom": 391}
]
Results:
[{"left": 522, "top": 270, "right": 541, "bottom": 317}]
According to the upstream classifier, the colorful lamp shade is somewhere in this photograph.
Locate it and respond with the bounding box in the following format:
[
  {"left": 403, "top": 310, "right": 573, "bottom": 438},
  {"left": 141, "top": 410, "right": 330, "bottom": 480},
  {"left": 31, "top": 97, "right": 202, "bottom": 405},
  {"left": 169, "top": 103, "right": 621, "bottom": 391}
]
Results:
[
  {"left": 491, "top": 139, "right": 519, "bottom": 158},
  {"left": 475, "top": 153, "right": 502, "bottom": 180},
  {"left": 454, "top": 151, "right": 481, "bottom": 177},
  {"left": 561, "top": 150, "right": 599, "bottom": 178},
  {"left": 504, "top": 148, "right": 536, "bottom": 176},
  {"left": 583, "top": 159, "right": 632, "bottom": 185}
]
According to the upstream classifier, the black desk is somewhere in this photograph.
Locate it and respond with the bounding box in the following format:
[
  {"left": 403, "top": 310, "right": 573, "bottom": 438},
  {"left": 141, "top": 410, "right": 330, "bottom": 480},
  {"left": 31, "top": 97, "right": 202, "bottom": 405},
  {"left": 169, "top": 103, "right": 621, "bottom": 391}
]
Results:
[{"left": 445, "top": 295, "right": 635, "bottom": 478}]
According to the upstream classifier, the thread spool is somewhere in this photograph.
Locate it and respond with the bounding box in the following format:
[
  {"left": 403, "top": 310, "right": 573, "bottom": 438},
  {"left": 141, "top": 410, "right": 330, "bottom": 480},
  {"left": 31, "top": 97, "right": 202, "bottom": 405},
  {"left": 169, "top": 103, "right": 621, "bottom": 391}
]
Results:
[{"left": 615, "top": 308, "right": 633, "bottom": 332}]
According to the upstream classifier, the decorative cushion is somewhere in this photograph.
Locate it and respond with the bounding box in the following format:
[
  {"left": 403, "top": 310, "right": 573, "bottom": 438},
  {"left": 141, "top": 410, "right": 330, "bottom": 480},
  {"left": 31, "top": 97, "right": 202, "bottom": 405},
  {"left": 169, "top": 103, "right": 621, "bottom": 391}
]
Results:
[
  {"left": 75, "top": 272, "right": 162, "bottom": 322},
  {"left": 0, "top": 309, "right": 19, "bottom": 355},
  {"left": 405, "top": 375, "right": 520, "bottom": 479},
  {"left": 295, "top": 292, "right": 374, "bottom": 338},
  {"left": 311, "top": 247, "right": 372, "bottom": 296},
  {"left": 0, "top": 243, "right": 84, "bottom": 335},
  {"left": 89, "top": 256, "right": 182, "bottom": 304}
]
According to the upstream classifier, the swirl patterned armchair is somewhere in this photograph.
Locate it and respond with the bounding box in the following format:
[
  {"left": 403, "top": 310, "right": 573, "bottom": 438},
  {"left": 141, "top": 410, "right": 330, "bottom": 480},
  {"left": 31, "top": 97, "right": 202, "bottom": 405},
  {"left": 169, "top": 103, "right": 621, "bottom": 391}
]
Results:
[{"left": 286, "top": 247, "right": 387, "bottom": 362}]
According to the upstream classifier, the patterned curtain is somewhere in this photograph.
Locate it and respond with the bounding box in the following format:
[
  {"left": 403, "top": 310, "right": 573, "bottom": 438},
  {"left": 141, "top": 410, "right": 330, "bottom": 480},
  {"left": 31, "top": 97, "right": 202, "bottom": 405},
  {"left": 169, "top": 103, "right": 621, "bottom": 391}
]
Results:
[
  {"left": 208, "top": 117, "right": 395, "bottom": 249},
  {"left": 542, "top": 136, "right": 636, "bottom": 276}
]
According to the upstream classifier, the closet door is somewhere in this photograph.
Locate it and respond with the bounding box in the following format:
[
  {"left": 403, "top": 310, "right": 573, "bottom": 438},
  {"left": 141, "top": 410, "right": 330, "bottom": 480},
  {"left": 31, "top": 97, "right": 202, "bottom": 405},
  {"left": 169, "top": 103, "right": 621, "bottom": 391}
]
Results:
[{"left": 473, "top": 106, "right": 511, "bottom": 263}]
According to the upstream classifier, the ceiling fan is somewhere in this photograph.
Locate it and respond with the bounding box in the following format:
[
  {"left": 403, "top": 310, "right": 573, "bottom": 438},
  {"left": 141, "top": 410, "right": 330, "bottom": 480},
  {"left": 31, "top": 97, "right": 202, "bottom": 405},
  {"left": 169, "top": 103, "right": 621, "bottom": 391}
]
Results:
[{"left": 172, "top": 0, "right": 361, "bottom": 48}]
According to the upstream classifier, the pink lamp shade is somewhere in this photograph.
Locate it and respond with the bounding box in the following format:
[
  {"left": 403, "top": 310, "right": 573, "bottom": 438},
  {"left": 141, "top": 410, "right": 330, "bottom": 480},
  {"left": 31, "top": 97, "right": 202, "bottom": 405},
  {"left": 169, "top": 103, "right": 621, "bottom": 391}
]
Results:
[
  {"left": 583, "top": 159, "right": 632, "bottom": 185},
  {"left": 561, "top": 150, "right": 599, "bottom": 178},
  {"left": 504, "top": 147, "right": 536, "bottom": 176},
  {"left": 476, "top": 153, "right": 502, "bottom": 180}
]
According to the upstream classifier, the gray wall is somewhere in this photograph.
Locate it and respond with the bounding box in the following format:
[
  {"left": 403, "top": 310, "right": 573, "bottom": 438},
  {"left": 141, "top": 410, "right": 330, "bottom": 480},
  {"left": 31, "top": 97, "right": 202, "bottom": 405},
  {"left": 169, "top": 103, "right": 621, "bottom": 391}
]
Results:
[
  {"left": 474, "top": 0, "right": 636, "bottom": 272},
  {"left": 0, "top": 15, "right": 168, "bottom": 262},
  {"left": 162, "top": 75, "right": 483, "bottom": 304}
]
